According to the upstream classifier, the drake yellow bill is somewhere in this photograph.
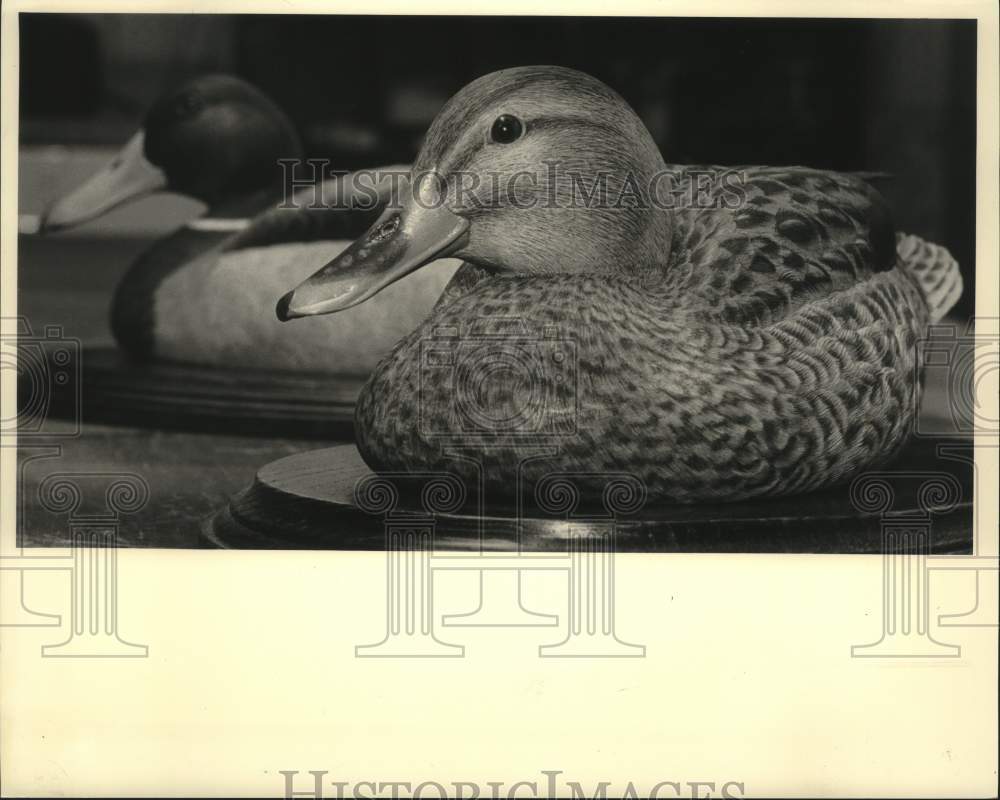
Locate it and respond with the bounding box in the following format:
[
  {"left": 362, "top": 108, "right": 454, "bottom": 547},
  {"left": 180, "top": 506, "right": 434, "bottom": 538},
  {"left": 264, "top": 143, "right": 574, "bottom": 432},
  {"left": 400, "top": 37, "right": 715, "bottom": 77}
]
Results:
[
  {"left": 276, "top": 199, "right": 469, "bottom": 321},
  {"left": 39, "top": 131, "right": 167, "bottom": 233}
]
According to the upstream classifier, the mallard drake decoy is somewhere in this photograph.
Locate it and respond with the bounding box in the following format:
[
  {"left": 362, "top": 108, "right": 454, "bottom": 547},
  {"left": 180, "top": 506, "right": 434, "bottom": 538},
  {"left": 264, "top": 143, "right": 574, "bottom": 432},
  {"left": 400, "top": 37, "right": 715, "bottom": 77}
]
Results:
[
  {"left": 40, "top": 74, "right": 458, "bottom": 373},
  {"left": 278, "top": 66, "right": 962, "bottom": 501}
]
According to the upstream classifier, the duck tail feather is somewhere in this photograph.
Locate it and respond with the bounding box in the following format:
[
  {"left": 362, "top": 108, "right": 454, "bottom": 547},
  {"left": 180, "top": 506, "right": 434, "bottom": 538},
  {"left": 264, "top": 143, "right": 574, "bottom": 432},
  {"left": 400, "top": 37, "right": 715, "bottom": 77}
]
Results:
[{"left": 896, "top": 232, "right": 963, "bottom": 322}]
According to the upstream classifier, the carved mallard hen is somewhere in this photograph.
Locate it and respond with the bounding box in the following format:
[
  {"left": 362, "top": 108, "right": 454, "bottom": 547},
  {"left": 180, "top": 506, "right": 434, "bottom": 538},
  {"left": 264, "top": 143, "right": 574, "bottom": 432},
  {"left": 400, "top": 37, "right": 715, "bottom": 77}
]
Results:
[
  {"left": 279, "top": 66, "right": 961, "bottom": 501},
  {"left": 40, "top": 74, "right": 458, "bottom": 373}
]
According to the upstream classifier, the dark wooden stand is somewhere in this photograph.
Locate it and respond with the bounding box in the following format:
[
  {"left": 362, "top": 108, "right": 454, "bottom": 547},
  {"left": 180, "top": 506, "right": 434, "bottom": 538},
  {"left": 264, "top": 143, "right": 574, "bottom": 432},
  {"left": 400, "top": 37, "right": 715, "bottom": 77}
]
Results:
[{"left": 207, "top": 437, "right": 974, "bottom": 553}]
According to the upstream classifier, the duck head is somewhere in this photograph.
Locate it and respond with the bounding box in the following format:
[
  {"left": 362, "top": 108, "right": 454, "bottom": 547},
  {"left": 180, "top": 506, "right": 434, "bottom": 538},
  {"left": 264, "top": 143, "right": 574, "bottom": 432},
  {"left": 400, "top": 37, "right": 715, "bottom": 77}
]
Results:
[
  {"left": 40, "top": 74, "right": 302, "bottom": 232},
  {"left": 277, "top": 66, "right": 672, "bottom": 319}
]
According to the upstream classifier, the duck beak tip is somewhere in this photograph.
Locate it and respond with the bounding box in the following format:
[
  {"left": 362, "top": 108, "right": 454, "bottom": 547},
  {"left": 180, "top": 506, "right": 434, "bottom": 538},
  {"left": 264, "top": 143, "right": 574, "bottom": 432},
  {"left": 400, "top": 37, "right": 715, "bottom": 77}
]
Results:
[
  {"left": 36, "top": 212, "right": 66, "bottom": 236},
  {"left": 275, "top": 291, "right": 296, "bottom": 322}
]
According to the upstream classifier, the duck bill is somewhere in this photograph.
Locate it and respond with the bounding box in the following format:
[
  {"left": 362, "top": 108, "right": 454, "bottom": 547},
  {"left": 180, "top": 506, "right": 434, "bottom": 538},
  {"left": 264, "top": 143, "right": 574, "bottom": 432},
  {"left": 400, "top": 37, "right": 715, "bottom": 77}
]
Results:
[
  {"left": 39, "top": 131, "right": 167, "bottom": 233},
  {"left": 276, "top": 202, "right": 469, "bottom": 320}
]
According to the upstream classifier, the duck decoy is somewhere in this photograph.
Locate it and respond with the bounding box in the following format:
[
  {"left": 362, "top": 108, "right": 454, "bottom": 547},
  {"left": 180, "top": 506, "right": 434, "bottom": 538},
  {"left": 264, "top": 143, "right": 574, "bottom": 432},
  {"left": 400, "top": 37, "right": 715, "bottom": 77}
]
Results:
[
  {"left": 278, "top": 66, "right": 963, "bottom": 502},
  {"left": 40, "top": 74, "right": 459, "bottom": 373}
]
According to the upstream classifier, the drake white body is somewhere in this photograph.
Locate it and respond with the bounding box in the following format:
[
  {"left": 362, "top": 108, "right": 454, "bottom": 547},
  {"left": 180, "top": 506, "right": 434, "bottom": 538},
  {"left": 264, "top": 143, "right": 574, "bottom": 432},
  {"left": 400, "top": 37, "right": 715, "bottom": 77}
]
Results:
[{"left": 152, "top": 240, "right": 460, "bottom": 372}]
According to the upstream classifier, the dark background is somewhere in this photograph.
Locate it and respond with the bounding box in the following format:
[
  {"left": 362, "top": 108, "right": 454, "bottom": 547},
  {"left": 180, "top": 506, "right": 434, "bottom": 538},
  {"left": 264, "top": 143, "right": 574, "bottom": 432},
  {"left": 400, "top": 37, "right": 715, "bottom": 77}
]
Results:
[{"left": 20, "top": 14, "right": 977, "bottom": 315}]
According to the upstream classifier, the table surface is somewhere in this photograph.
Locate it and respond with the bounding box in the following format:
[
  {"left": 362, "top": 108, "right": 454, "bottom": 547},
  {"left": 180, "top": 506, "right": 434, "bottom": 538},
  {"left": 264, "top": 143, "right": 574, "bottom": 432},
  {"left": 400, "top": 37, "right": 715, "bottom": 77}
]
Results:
[
  {"left": 11, "top": 233, "right": 971, "bottom": 550},
  {"left": 13, "top": 233, "right": 350, "bottom": 548}
]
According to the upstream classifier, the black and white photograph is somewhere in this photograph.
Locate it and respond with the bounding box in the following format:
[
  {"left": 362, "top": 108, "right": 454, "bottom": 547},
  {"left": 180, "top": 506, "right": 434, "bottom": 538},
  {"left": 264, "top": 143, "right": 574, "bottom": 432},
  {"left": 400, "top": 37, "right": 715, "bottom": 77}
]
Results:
[
  {"left": 10, "top": 13, "right": 983, "bottom": 551},
  {"left": 2, "top": 6, "right": 997, "bottom": 798}
]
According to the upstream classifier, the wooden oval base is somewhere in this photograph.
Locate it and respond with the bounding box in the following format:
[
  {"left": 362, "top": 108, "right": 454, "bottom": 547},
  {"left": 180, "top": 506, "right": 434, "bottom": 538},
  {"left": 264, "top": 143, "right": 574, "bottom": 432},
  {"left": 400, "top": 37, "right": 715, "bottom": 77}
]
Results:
[
  {"left": 41, "top": 347, "right": 365, "bottom": 438},
  {"left": 207, "top": 437, "right": 975, "bottom": 552}
]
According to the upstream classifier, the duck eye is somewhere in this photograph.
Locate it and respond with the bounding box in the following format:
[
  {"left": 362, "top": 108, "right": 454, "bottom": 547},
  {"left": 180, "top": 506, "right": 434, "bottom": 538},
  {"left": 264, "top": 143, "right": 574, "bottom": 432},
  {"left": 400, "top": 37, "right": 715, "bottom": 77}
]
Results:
[{"left": 490, "top": 114, "right": 523, "bottom": 144}]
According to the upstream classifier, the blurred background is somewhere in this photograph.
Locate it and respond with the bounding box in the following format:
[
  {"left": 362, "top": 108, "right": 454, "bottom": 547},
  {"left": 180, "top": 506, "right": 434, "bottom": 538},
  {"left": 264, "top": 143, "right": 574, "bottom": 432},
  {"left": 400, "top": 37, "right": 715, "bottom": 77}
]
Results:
[{"left": 19, "top": 14, "right": 976, "bottom": 315}]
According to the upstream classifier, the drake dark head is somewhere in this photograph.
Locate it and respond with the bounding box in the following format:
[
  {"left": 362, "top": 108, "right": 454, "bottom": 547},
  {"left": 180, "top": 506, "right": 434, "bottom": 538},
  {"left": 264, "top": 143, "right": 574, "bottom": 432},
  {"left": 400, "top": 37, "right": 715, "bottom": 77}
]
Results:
[{"left": 40, "top": 74, "right": 302, "bottom": 232}]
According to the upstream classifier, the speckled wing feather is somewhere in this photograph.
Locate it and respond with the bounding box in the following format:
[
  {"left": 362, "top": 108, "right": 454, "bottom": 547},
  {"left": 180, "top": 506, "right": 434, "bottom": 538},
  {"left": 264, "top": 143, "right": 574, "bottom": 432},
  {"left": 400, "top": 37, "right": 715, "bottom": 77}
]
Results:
[{"left": 665, "top": 166, "right": 899, "bottom": 326}]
